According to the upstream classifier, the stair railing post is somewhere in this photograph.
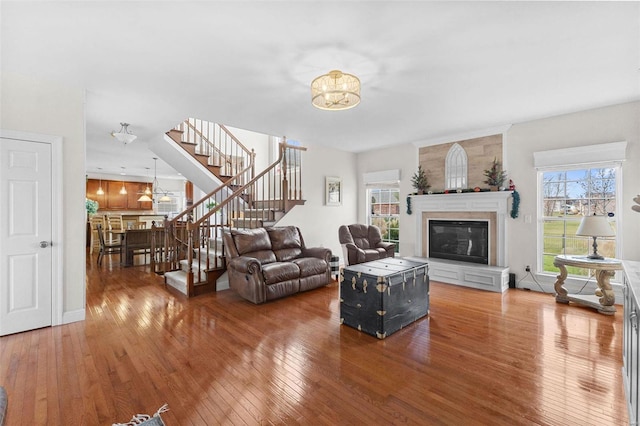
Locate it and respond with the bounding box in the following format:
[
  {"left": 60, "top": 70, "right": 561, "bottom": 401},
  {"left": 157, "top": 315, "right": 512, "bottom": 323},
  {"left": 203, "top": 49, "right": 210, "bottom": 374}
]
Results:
[
  {"left": 251, "top": 149, "right": 256, "bottom": 183},
  {"left": 186, "top": 214, "right": 194, "bottom": 296},
  {"left": 281, "top": 140, "right": 288, "bottom": 212}
]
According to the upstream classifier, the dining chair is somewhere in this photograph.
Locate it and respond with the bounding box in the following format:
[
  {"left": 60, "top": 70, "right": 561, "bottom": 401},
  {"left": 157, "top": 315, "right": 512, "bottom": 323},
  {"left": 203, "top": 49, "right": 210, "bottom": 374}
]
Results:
[
  {"left": 106, "top": 214, "right": 124, "bottom": 243},
  {"left": 88, "top": 215, "right": 105, "bottom": 254},
  {"left": 96, "top": 223, "right": 122, "bottom": 266}
]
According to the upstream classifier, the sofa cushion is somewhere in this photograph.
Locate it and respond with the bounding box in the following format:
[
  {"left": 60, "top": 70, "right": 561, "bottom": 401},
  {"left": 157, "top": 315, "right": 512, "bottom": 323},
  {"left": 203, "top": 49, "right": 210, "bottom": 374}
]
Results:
[
  {"left": 273, "top": 247, "right": 303, "bottom": 262},
  {"left": 268, "top": 226, "right": 303, "bottom": 261},
  {"left": 243, "top": 249, "right": 277, "bottom": 265},
  {"left": 262, "top": 262, "right": 300, "bottom": 284},
  {"left": 300, "top": 274, "right": 329, "bottom": 292},
  {"left": 348, "top": 224, "right": 372, "bottom": 249},
  {"left": 363, "top": 249, "right": 381, "bottom": 262},
  {"left": 292, "top": 257, "right": 328, "bottom": 278},
  {"left": 233, "top": 228, "right": 272, "bottom": 256},
  {"left": 266, "top": 279, "right": 300, "bottom": 301}
]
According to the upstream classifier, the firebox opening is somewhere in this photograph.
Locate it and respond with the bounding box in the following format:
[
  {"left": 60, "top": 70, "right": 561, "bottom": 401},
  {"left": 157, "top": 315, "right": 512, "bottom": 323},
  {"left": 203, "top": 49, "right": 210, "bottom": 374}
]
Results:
[{"left": 428, "top": 220, "right": 489, "bottom": 265}]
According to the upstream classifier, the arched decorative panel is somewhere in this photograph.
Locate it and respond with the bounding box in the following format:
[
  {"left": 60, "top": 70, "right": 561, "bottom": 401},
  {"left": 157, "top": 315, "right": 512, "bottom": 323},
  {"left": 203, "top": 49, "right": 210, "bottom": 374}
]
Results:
[{"left": 445, "top": 143, "right": 468, "bottom": 189}]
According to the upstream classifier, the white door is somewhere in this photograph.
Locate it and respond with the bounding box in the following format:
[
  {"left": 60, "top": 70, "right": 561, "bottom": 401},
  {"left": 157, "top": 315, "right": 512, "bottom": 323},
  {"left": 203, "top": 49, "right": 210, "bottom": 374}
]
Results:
[{"left": 0, "top": 137, "right": 52, "bottom": 335}]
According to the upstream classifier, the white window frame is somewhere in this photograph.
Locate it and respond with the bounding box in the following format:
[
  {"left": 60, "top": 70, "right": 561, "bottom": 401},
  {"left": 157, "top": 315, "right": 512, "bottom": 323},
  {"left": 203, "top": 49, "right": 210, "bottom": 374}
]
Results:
[
  {"left": 366, "top": 186, "right": 400, "bottom": 252},
  {"left": 536, "top": 162, "right": 623, "bottom": 277}
]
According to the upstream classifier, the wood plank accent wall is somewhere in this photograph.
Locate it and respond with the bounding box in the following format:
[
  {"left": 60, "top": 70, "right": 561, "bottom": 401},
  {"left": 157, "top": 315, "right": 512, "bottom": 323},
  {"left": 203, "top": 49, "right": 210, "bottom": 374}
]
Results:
[{"left": 418, "top": 134, "right": 503, "bottom": 191}]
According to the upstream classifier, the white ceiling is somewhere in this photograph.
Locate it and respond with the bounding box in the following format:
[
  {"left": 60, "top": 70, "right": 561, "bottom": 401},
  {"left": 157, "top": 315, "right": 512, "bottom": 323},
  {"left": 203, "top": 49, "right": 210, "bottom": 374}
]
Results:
[{"left": 2, "top": 1, "right": 639, "bottom": 179}]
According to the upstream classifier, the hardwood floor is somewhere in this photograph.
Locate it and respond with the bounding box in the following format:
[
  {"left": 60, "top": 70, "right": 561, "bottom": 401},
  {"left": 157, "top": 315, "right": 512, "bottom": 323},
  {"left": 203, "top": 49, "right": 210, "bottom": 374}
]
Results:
[{"left": 0, "top": 253, "right": 629, "bottom": 425}]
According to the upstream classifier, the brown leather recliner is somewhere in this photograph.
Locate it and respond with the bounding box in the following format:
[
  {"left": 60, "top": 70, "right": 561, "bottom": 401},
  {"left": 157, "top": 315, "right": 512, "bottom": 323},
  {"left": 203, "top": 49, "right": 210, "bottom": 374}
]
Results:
[
  {"left": 223, "top": 226, "right": 332, "bottom": 304},
  {"left": 338, "top": 224, "right": 396, "bottom": 266}
]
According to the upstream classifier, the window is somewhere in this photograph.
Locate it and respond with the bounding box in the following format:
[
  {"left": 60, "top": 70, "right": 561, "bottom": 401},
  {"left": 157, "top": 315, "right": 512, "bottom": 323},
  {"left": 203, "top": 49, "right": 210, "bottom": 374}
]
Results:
[
  {"left": 539, "top": 166, "right": 619, "bottom": 277},
  {"left": 368, "top": 188, "right": 400, "bottom": 252},
  {"left": 445, "top": 143, "right": 468, "bottom": 189}
]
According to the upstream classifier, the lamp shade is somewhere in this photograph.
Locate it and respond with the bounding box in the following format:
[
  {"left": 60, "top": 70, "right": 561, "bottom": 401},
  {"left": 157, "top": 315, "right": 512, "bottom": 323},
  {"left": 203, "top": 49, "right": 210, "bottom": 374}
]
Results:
[
  {"left": 311, "top": 70, "right": 360, "bottom": 111},
  {"left": 137, "top": 194, "right": 153, "bottom": 202},
  {"left": 576, "top": 214, "right": 615, "bottom": 237}
]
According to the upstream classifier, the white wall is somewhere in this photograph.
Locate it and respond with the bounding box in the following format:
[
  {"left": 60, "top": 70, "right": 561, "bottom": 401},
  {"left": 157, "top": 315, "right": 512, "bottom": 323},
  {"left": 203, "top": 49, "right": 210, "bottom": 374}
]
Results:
[
  {"left": 507, "top": 101, "right": 640, "bottom": 288},
  {"left": 356, "top": 101, "right": 640, "bottom": 292},
  {"left": 355, "top": 143, "right": 418, "bottom": 257},
  {"left": 277, "top": 142, "right": 357, "bottom": 261},
  {"left": 225, "top": 125, "right": 271, "bottom": 174},
  {"left": 1, "top": 72, "right": 86, "bottom": 322}
]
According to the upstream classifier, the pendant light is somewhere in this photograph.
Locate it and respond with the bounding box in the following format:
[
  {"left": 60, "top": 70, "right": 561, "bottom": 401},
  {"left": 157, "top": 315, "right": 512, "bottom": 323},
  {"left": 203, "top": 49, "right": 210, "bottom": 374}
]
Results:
[
  {"left": 151, "top": 157, "right": 172, "bottom": 203},
  {"left": 119, "top": 167, "right": 127, "bottom": 195},
  {"left": 137, "top": 167, "right": 153, "bottom": 202},
  {"left": 96, "top": 168, "right": 105, "bottom": 195}
]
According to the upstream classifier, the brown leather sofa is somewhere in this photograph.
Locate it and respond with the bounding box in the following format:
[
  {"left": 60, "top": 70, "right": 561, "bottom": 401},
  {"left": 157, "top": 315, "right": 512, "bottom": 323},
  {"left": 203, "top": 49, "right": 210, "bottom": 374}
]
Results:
[
  {"left": 338, "top": 224, "right": 396, "bottom": 266},
  {"left": 223, "top": 226, "right": 332, "bottom": 304}
]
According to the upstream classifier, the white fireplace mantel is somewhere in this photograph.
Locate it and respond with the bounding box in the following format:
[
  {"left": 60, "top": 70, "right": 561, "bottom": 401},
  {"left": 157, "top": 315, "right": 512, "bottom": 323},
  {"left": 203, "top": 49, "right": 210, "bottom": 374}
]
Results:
[{"left": 412, "top": 191, "right": 512, "bottom": 267}]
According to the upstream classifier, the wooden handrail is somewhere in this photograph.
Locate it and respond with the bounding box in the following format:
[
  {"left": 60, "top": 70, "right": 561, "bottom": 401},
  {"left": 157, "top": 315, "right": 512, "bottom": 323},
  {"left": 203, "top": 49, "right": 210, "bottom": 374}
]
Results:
[{"left": 219, "top": 124, "right": 252, "bottom": 157}]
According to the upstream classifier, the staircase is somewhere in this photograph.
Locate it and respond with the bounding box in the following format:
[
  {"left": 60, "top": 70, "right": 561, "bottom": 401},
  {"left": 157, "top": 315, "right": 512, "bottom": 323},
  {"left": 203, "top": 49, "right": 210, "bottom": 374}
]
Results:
[{"left": 152, "top": 118, "right": 306, "bottom": 297}]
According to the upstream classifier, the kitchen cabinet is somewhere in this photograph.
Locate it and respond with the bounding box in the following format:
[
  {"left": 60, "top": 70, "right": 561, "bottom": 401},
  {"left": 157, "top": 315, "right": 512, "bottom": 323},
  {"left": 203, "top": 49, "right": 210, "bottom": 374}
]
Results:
[{"left": 86, "top": 179, "right": 153, "bottom": 211}]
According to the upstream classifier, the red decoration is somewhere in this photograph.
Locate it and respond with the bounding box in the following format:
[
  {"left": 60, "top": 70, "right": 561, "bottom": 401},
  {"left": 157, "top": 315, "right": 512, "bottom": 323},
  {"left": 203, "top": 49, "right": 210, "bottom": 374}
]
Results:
[
  {"left": 444, "top": 190, "right": 449, "bottom": 194},
  {"left": 473, "top": 187, "right": 481, "bottom": 192},
  {"left": 509, "top": 179, "right": 515, "bottom": 191}
]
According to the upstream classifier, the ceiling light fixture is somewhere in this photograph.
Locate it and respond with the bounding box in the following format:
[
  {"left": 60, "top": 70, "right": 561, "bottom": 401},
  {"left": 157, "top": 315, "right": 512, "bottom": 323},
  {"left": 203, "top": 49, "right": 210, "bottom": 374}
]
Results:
[
  {"left": 311, "top": 70, "right": 360, "bottom": 111},
  {"left": 111, "top": 122, "right": 137, "bottom": 144}
]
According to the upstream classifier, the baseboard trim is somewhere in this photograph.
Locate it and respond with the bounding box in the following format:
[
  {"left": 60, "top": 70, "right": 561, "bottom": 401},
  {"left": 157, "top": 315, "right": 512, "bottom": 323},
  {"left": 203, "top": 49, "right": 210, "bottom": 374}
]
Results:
[{"left": 61, "top": 308, "right": 85, "bottom": 325}]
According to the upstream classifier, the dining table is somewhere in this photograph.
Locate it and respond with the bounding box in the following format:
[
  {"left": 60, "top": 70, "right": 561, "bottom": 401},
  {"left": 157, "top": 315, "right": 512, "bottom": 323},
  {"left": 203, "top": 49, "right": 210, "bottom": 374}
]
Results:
[{"left": 111, "top": 228, "right": 154, "bottom": 266}]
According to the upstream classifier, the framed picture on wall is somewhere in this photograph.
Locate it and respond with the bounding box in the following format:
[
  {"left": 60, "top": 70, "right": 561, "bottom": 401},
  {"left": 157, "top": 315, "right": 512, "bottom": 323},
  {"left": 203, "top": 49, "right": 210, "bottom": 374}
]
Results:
[{"left": 325, "top": 176, "right": 342, "bottom": 206}]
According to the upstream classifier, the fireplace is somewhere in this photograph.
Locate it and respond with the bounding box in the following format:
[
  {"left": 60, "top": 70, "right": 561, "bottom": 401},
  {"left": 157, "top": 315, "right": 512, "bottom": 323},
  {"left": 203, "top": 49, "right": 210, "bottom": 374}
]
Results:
[
  {"left": 429, "top": 220, "right": 489, "bottom": 264},
  {"left": 411, "top": 191, "right": 511, "bottom": 267},
  {"left": 409, "top": 191, "right": 511, "bottom": 292}
]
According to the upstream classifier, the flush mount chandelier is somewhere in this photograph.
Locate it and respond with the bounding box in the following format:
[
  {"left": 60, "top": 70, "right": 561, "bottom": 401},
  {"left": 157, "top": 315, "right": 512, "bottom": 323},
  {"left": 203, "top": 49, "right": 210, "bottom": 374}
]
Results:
[
  {"left": 311, "top": 70, "right": 360, "bottom": 111},
  {"left": 111, "top": 122, "right": 137, "bottom": 144}
]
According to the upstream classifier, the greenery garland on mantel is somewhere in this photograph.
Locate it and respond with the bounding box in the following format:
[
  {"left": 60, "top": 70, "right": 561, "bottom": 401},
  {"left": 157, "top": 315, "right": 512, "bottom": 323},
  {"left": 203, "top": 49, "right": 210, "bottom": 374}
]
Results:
[
  {"left": 406, "top": 189, "right": 521, "bottom": 219},
  {"left": 510, "top": 190, "right": 520, "bottom": 219}
]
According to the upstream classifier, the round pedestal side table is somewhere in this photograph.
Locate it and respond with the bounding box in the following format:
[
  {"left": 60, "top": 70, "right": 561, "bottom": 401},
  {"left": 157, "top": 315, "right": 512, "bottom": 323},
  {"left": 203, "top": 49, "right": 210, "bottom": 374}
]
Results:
[{"left": 553, "top": 254, "right": 623, "bottom": 315}]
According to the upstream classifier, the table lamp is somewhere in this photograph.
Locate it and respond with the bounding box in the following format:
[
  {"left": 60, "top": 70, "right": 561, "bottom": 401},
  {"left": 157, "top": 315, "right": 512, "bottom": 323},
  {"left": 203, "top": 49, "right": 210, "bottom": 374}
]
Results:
[{"left": 576, "top": 213, "right": 615, "bottom": 259}]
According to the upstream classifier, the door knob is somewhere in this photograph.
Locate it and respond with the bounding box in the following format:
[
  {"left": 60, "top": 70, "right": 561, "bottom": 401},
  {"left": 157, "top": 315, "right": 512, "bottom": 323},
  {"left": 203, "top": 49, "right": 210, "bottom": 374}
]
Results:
[{"left": 39, "top": 241, "right": 50, "bottom": 248}]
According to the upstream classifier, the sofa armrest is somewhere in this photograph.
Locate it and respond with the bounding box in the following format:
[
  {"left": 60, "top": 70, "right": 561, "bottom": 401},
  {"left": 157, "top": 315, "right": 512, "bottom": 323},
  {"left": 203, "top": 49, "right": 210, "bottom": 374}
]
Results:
[
  {"left": 227, "top": 256, "right": 267, "bottom": 304},
  {"left": 228, "top": 256, "right": 263, "bottom": 274},
  {"left": 377, "top": 241, "right": 395, "bottom": 256},
  {"left": 302, "top": 246, "right": 332, "bottom": 263},
  {"left": 343, "top": 243, "right": 366, "bottom": 264}
]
